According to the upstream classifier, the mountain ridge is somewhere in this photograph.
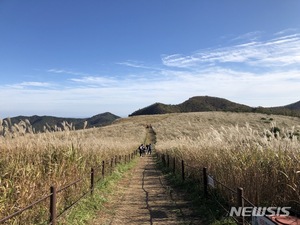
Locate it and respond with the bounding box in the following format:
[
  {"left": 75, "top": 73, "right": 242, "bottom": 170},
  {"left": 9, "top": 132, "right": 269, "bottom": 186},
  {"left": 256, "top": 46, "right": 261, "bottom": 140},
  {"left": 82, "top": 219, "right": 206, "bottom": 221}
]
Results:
[
  {"left": 6, "top": 112, "right": 120, "bottom": 132},
  {"left": 129, "top": 96, "right": 300, "bottom": 117},
  {"left": 3, "top": 96, "right": 300, "bottom": 133}
]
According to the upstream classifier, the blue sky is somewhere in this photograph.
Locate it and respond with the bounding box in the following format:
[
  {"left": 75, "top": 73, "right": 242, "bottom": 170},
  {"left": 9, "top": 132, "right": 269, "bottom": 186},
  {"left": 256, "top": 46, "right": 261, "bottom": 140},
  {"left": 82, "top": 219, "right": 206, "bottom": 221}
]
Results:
[{"left": 1, "top": 0, "right": 300, "bottom": 118}]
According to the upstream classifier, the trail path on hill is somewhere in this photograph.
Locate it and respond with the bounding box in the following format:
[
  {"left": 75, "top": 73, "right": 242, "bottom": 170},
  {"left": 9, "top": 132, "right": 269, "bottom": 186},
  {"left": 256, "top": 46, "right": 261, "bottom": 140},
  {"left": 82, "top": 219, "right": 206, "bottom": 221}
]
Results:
[
  {"left": 92, "top": 127, "right": 202, "bottom": 225},
  {"left": 93, "top": 155, "right": 202, "bottom": 225}
]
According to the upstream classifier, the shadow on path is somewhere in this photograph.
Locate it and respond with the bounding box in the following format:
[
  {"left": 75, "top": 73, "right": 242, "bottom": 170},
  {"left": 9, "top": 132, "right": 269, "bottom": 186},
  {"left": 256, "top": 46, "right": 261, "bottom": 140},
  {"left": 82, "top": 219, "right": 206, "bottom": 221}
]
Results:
[
  {"left": 92, "top": 126, "right": 202, "bottom": 225},
  {"left": 109, "top": 155, "right": 202, "bottom": 225}
]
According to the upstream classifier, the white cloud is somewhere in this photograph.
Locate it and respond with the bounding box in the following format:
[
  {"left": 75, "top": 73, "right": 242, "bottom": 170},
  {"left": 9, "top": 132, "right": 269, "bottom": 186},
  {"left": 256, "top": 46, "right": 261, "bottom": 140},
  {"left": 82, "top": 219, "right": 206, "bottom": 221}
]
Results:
[
  {"left": 21, "top": 82, "right": 51, "bottom": 87},
  {"left": 162, "top": 33, "right": 300, "bottom": 68},
  {"left": 117, "top": 61, "right": 148, "bottom": 69},
  {"left": 47, "top": 69, "right": 90, "bottom": 76},
  {"left": 70, "top": 76, "right": 118, "bottom": 86},
  {"left": 161, "top": 54, "right": 195, "bottom": 68},
  {"left": 1, "top": 65, "right": 299, "bottom": 118},
  {"left": 1, "top": 31, "right": 300, "bottom": 118},
  {"left": 231, "top": 31, "right": 263, "bottom": 41},
  {"left": 6, "top": 81, "right": 52, "bottom": 89},
  {"left": 274, "top": 28, "right": 298, "bottom": 36}
]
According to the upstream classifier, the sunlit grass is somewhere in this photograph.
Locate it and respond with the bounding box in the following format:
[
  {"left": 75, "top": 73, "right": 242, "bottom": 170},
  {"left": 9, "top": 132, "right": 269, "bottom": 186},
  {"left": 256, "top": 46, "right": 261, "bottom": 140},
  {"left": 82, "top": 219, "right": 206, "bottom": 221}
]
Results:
[
  {"left": 1, "top": 111, "right": 300, "bottom": 223},
  {"left": 0, "top": 121, "right": 145, "bottom": 223},
  {"left": 152, "top": 112, "right": 300, "bottom": 206}
]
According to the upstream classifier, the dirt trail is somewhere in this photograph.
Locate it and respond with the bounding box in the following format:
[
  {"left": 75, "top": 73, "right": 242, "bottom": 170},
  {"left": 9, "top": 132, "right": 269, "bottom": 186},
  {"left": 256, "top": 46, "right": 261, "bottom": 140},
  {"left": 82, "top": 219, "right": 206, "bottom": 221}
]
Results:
[{"left": 92, "top": 127, "right": 202, "bottom": 225}]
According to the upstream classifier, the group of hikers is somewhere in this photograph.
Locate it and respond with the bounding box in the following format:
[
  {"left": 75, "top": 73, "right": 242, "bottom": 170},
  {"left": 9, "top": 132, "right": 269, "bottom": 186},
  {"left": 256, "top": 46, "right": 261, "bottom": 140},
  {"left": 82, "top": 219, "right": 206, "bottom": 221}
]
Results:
[{"left": 138, "top": 143, "right": 152, "bottom": 156}]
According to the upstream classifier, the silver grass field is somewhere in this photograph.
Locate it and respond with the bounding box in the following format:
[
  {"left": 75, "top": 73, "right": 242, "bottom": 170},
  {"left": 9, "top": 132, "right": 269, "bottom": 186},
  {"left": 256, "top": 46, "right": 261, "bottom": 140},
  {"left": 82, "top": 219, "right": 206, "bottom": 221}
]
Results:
[{"left": 1, "top": 111, "right": 300, "bottom": 223}]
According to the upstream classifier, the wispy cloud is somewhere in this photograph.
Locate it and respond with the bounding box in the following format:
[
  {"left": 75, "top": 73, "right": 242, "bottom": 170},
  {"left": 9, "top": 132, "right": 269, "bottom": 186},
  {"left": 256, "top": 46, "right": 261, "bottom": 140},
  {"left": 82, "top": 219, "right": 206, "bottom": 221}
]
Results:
[
  {"left": 1, "top": 67, "right": 299, "bottom": 117},
  {"left": 117, "top": 60, "right": 162, "bottom": 71},
  {"left": 1, "top": 31, "right": 300, "bottom": 118},
  {"left": 21, "top": 82, "right": 51, "bottom": 87},
  {"left": 47, "top": 69, "right": 91, "bottom": 76},
  {"left": 274, "top": 28, "right": 298, "bottom": 36},
  {"left": 6, "top": 81, "right": 52, "bottom": 89},
  {"left": 231, "top": 31, "right": 263, "bottom": 42},
  {"left": 162, "top": 33, "right": 300, "bottom": 68},
  {"left": 117, "top": 60, "right": 147, "bottom": 68},
  {"left": 70, "top": 76, "right": 118, "bottom": 87}
]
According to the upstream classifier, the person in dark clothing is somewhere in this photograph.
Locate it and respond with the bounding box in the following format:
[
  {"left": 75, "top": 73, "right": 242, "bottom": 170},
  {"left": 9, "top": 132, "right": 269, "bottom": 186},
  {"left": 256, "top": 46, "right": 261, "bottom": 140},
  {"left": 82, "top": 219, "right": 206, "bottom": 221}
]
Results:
[
  {"left": 139, "top": 144, "right": 144, "bottom": 157},
  {"left": 147, "top": 143, "right": 152, "bottom": 155}
]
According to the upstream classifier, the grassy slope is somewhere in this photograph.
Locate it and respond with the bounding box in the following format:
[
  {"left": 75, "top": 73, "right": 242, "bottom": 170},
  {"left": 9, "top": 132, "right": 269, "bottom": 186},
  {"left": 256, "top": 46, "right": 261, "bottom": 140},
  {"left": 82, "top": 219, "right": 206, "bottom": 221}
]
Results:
[
  {"left": 126, "top": 111, "right": 300, "bottom": 132},
  {"left": 2, "top": 111, "right": 300, "bottom": 224},
  {"left": 66, "top": 111, "right": 300, "bottom": 224}
]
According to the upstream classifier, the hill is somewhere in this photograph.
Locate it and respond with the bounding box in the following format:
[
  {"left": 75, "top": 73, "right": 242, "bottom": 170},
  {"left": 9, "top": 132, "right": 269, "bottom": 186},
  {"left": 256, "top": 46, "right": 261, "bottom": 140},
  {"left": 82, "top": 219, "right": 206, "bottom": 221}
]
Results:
[
  {"left": 129, "top": 96, "right": 252, "bottom": 116},
  {"left": 130, "top": 102, "right": 181, "bottom": 115},
  {"left": 178, "top": 96, "right": 252, "bottom": 112},
  {"left": 284, "top": 100, "right": 300, "bottom": 110},
  {"left": 129, "top": 96, "right": 300, "bottom": 118},
  {"left": 8, "top": 112, "right": 120, "bottom": 132},
  {"left": 253, "top": 100, "right": 300, "bottom": 117}
]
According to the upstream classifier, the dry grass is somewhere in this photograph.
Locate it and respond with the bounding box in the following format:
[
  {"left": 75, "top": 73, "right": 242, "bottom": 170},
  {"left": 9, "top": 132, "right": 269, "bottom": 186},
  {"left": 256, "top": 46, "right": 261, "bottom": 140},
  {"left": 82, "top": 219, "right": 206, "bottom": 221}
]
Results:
[
  {"left": 151, "top": 112, "right": 300, "bottom": 206},
  {"left": 1, "top": 111, "right": 300, "bottom": 223},
  {"left": 0, "top": 121, "right": 145, "bottom": 224}
]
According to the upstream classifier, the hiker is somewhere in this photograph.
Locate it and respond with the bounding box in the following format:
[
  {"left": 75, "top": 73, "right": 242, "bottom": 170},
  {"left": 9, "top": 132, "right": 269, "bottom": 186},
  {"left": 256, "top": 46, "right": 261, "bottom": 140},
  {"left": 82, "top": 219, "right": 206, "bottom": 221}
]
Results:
[
  {"left": 139, "top": 144, "right": 144, "bottom": 157},
  {"left": 147, "top": 143, "right": 152, "bottom": 155}
]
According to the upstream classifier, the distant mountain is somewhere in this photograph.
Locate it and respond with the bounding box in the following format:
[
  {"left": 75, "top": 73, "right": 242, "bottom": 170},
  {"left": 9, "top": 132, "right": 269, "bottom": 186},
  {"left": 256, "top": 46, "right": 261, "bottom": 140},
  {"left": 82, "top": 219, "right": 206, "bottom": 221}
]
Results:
[
  {"left": 178, "top": 96, "right": 252, "bottom": 112},
  {"left": 87, "top": 112, "right": 120, "bottom": 127},
  {"left": 284, "top": 100, "right": 300, "bottom": 110},
  {"left": 130, "top": 96, "right": 252, "bottom": 116},
  {"left": 8, "top": 112, "right": 120, "bottom": 132},
  {"left": 253, "top": 100, "right": 300, "bottom": 117},
  {"left": 129, "top": 96, "right": 300, "bottom": 117},
  {"left": 130, "top": 102, "right": 181, "bottom": 115}
]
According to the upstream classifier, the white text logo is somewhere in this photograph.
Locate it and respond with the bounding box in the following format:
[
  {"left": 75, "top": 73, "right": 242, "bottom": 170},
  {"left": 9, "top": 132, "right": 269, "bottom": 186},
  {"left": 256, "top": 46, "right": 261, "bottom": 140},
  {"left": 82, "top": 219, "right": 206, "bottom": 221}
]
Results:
[{"left": 229, "top": 207, "right": 291, "bottom": 217}]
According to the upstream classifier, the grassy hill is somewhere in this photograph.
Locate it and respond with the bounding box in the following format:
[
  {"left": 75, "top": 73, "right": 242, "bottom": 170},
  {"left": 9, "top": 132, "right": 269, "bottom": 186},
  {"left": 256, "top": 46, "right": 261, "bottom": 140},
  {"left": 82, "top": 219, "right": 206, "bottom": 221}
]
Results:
[
  {"left": 178, "top": 96, "right": 252, "bottom": 112},
  {"left": 130, "top": 102, "right": 181, "bottom": 115},
  {"left": 129, "top": 96, "right": 300, "bottom": 118},
  {"left": 8, "top": 112, "right": 120, "bottom": 132},
  {"left": 130, "top": 96, "right": 253, "bottom": 116}
]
